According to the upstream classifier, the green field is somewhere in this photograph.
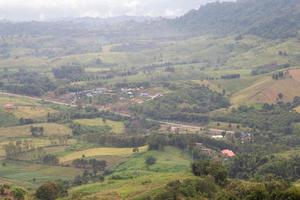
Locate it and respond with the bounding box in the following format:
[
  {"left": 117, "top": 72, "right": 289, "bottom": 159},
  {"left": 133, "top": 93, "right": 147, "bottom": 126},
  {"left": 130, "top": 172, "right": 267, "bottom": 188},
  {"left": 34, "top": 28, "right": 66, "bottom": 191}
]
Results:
[
  {"left": 12, "top": 106, "right": 57, "bottom": 119},
  {"left": 70, "top": 147, "right": 192, "bottom": 199},
  {"left": 0, "top": 110, "right": 18, "bottom": 127},
  {"left": 0, "top": 160, "right": 83, "bottom": 190},
  {"left": 59, "top": 145, "right": 148, "bottom": 163},
  {"left": 0, "top": 123, "right": 71, "bottom": 138},
  {"left": 0, "top": 95, "right": 38, "bottom": 106},
  {"left": 74, "top": 118, "right": 125, "bottom": 134}
]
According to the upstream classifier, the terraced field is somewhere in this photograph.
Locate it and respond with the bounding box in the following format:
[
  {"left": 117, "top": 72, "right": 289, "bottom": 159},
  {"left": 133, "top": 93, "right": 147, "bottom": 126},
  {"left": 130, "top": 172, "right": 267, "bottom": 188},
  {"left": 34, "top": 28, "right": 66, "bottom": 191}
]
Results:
[{"left": 59, "top": 146, "right": 148, "bottom": 163}]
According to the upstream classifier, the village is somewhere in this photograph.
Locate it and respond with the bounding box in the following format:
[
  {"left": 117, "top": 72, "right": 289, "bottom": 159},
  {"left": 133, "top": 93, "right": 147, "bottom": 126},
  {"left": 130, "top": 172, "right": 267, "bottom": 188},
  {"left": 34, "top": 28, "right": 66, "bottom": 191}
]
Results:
[{"left": 52, "top": 86, "right": 164, "bottom": 114}]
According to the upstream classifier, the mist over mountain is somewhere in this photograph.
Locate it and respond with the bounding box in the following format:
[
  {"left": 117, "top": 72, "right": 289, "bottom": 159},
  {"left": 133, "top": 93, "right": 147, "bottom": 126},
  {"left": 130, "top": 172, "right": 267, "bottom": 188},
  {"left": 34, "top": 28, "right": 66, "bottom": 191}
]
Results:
[{"left": 0, "top": 0, "right": 299, "bottom": 39}]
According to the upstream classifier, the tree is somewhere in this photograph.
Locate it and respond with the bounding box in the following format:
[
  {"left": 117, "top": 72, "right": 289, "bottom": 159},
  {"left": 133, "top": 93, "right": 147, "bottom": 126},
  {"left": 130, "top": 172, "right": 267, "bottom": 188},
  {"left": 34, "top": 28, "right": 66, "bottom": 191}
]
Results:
[
  {"left": 35, "top": 182, "right": 64, "bottom": 200},
  {"left": 0, "top": 185, "right": 5, "bottom": 195},
  {"left": 89, "top": 159, "right": 107, "bottom": 174},
  {"left": 278, "top": 93, "right": 284, "bottom": 101},
  {"left": 207, "top": 162, "right": 228, "bottom": 185},
  {"left": 95, "top": 58, "right": 102, "bottom": 65},
  {"left": 30, "top": 126, "right": 44, "bottom": 137},
  {"left": 42, "top": 155, "right": 59, "bottom": 166},
  {"left": 145, "top": 156, "right": 157, "bottom": 167},
  {"left": 12, "top": 187, "right": 26, "bottom": 200},
  {"left": 192, "top": 160, "right": 228, "bottom": 185},
  {"left": 148, "top": 135, "right": 167, "bottom": 151},
  {"left": 222, "top": 131, "right": 226, "bottom": 138},
  {"left": 192, "top": 160, "right": 210, "bottom": 176},
  {"left": 133, "top": 147, "right": 139, "bottom": 153}
]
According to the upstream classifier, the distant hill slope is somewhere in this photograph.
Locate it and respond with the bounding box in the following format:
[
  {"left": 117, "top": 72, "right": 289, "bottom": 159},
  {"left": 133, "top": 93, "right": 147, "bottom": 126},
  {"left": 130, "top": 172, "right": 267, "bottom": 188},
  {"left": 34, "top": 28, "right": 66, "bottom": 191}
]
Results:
[
  {"left": 173, "top": 0, "right": 300, "bottom": 39},
  {"left": 231, "top": 68, "right": 300, "bottom": 104}
]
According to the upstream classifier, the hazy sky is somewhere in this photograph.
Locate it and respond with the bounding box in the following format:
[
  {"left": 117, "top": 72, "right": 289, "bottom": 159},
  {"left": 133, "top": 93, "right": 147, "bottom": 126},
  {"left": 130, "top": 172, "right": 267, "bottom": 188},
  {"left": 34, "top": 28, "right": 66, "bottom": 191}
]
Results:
[{"left": 0, "top": 0, "right": 233, "bottom": 21}]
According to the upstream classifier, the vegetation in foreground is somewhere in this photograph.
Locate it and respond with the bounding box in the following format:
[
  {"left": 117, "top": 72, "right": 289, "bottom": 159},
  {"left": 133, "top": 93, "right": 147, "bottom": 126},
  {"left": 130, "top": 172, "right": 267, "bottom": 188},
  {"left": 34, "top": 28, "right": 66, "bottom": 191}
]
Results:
[{"left": 0, "top": 0, "right": 300, "bottom": 199}]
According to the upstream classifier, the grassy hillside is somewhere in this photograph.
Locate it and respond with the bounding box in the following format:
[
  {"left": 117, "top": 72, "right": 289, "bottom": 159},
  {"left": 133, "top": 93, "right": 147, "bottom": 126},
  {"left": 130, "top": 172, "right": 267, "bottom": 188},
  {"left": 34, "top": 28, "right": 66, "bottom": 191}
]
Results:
[
  {"left": 69, "top": 147, "right": 192, "bottom": 200},
  {"left": 0, "top": 160, "right": 83, "bottom": 190},
  {"left": 73, "top": 118, "right": 125, "bottom": 134},
  {"left": 12, "top": 106, "right": 57, "bottom": 119},
  {"left": 0, "top": 110, "right": 18, "bottom": 127},
  {"left": 232, "top": 68, "right": 300, "bottom": 104},
  {"left": 59, "top": 146, "right": 148, "bottom": 163},
  {"left": 0, "top": 123, "right": 71, "bottom": 138}
]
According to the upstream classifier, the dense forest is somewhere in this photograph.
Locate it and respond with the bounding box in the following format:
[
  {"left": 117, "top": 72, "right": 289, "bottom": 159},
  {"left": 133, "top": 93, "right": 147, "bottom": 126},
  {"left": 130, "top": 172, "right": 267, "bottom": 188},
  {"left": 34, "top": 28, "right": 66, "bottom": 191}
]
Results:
[{"left": 131, "top": 83, "right": 229, "bottom": 123}]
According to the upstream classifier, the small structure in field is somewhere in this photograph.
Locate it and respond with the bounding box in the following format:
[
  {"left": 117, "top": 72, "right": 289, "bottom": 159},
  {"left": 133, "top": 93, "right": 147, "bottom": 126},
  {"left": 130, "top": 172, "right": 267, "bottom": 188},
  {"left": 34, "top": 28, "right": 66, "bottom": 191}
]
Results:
[
  {"left": 212, "top": 135, "right": 224, "bottom": 139},
  {"left": 221, "top": 149, "right": 236, "bottom": 157},
  {"left": 3, "top": 104, "right": 16, "bottom": 111}
]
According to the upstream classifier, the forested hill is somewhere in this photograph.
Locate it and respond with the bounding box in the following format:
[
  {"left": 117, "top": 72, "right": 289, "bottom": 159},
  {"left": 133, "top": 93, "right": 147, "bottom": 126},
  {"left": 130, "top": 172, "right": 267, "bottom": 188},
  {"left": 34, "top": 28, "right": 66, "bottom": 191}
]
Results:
[
  {"left": 173, "top": 0, "right": 300, "bottom": 39},
  {"left": 0, "top": 0, "right": 299, "bottom": 40}
]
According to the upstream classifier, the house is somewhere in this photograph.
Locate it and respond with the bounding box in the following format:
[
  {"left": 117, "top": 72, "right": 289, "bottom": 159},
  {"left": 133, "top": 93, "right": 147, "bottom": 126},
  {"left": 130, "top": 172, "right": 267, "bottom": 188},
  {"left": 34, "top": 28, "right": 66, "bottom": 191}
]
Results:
[
  {"left": 221, "top": 149, "right": 236, "bottom": 157},
  {"left": 4, "top": 104, "right": 16, "bottom": 111},
  {"left": 140, "top": 93, "right": 149, "bottom": 97},
  {"left": 241, "top": 132, "right": 253, "bottom": 144},
  {"left": 208, "top": 129, "right": 235, "bottom": 136},
  {"left": 171, "top": 126, "right": 179, "bottom": 132},
  {"left": 212, "top": 135, "right": 224, "bottom": 139}
]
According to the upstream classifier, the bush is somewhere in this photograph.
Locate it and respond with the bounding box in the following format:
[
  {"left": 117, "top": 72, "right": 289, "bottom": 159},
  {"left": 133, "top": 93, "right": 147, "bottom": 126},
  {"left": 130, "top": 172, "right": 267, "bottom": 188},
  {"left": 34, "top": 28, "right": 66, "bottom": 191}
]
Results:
[
  {"left": 35, "top": 182, "right": 65, "bottom": 200},
  {"left": 192, "top": 160, "right": 228, "bottom": 185},
  {"left": 12, "top": 187, "right": 26, "bottom": 200},
  {"left": 145, "top": 156, "right": 157, "bottom": 166}
]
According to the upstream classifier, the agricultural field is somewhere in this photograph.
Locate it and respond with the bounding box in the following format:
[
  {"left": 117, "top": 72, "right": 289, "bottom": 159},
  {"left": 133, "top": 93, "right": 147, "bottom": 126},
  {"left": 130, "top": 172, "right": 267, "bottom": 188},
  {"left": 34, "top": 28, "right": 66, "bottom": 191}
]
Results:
[
  {"left": 0, "top": 94, "right": 58, "bottom": 120},
  {"left": 70, "top": 147, "right": 193, "bottom": 199},
  {"left": 231, "top": 68, "right": 300, "bottom": 105},
  {"left": 0, "top": 160, "right": 83, "bottom": 190},
  {"left": 12, "top": 106, "right": 57, "bottom": 119},
  {"left": 60, "top": 145, "right": 148, "bottom": 163},
  {"left": 0, "top": 123, "right": 71, "bottom": 138},
  {"left": 0, "top": 110, "right": 18, "bottom": 127},
  {"left": 0, "top": 138, "right": 52, "bottom": 157},
  {"left": 73, "top": 118, "right": 125, "bottom": 134},
  {"left": 0, "top": 95, "right": 38, "bottom": 107}
]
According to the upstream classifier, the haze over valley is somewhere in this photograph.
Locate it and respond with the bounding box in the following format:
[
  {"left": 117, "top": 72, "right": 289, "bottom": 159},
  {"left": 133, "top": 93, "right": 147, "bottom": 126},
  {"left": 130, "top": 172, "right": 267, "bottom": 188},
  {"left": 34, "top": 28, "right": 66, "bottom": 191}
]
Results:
[{"left": 0, "top": 0, "right": 300, "bottom": 199}]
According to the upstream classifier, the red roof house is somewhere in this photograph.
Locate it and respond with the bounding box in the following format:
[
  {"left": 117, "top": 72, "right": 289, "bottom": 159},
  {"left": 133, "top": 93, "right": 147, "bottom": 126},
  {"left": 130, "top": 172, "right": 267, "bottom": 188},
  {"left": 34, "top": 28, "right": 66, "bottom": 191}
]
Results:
[{"left": 221, "top": 149, "right": 236, "bottom": 157}]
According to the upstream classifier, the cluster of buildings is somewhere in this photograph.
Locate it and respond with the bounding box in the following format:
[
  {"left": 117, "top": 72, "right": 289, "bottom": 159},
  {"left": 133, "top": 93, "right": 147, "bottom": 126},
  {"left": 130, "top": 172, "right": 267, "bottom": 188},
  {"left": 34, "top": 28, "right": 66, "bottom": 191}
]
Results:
[{"left": 80, "top": 88, "right": 112, "bottom": 98}]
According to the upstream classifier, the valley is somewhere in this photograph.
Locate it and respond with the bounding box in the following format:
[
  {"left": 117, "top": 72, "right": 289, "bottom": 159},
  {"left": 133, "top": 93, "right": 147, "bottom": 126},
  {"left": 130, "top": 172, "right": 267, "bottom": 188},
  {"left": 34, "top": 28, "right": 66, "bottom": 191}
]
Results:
[{"left": 0, "top": 0, "right": 300, "bottom": 199}]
